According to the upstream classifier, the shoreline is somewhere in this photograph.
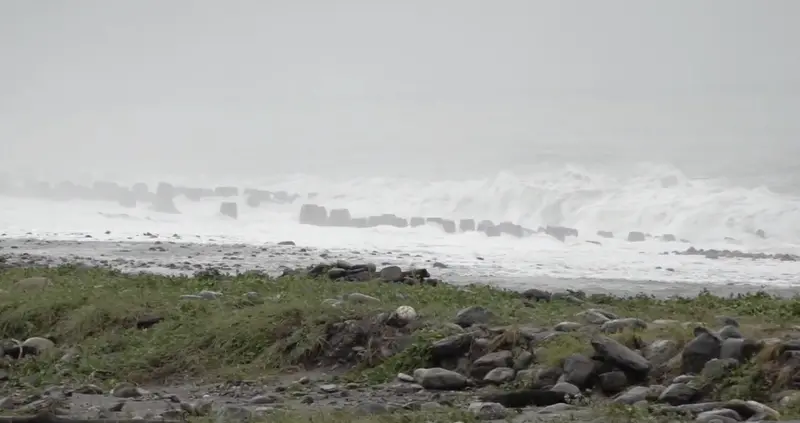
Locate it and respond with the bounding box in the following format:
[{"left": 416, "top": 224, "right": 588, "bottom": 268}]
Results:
[{"left": 2, "top": 236, "right": 799, "bottom": 298}]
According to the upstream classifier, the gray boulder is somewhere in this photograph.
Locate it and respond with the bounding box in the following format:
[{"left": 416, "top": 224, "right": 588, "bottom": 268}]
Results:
[
  {"left": 413, "top": 368, "right": 468, "bottom": 390},
  {"left": 682, "top": 328, "right": 721, "bottom": 374},
  {"left": 591, "top": 335, "right": 651, "bottom": 377},
  {"left": 600, "top": 318, "right": 648, "bottom": 334},
  {"left": 472, "top": 350, "right": 513, "bottom": 379},
  {"left": 658, "top": 382, "right": 700, "bottom": 405},
  {"left": 379, "top": 266, "right": 404, "bottom": 282},
  {"left": 455, "top": 306, "right": 493, "bottom": 328},
  {"left": 562, "top": 354, "right": 595, "bottom": 388}
]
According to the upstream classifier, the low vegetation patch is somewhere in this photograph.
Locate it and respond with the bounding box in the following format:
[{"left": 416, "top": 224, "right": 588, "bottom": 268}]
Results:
[
  {"left": 3, "top": 265, "right": 800, "bottom": 420},
  {"left": 1, "top": 266, "right": 800, "bottom": 387}
]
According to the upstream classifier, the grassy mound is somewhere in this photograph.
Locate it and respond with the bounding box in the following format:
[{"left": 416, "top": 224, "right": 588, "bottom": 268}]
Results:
[{"left": 1, "top": 265, "right": 800, "bottom": 393}]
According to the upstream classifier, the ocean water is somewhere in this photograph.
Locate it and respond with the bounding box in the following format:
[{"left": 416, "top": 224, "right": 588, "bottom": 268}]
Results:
[{"left": 1, "top": 161, "right": 800, "bottom": 288}]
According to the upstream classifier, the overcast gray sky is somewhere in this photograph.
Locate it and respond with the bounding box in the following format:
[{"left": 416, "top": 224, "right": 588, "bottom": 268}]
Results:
[{"left": 1, "top": 0, "right": 798, "bottom": 179}]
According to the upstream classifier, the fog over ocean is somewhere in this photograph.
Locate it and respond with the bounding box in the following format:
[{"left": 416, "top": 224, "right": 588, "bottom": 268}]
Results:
[{"left": 1, "top": 1, "right": 799, "bottom": 291}]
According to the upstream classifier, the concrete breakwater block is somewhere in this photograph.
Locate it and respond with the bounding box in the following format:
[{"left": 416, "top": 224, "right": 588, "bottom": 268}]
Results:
[
  {"left": 214, "top": 186, "right": 239, "bottom": 197},
  {"left": 299, "top": 204, "right": 328, "bottom": 225},
  {"left": 220, "top": 202, "right": 238, "bottom": 219},
  {"left": 151, "top": 182, "right": 180, "bottom": 214},
  {"left": 294, "top": 204, "right": 546, "bottom": 238}
]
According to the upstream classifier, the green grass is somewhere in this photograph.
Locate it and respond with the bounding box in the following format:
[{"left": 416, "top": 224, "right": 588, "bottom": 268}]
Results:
[{"left": 3, "top": 265, "right": 800, "bottom": 393}]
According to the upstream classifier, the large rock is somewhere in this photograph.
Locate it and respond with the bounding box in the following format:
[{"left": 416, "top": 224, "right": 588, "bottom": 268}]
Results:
[
  {"left": 472, "top": 350, "right": 514, "bottom": 379},
  {"left": 379, "top": 266, "right": 404, "bottom": 282},
  {"left": 478, "top": 389, "right": 569, "bottom": 408},
  {"left": 220, "top": 202, "right": 238, "bottom": 219},
  {"left": 468, "top": 402, "right": 508, "bottom": 420},
  {"left": 522, "top": 288, "right": 552, "bottom": 302},
  {"left": 413, "top": 368, "right": 468, "bottom": 390},
  {"left": 720, "top": 338, "right": 762, "bottom": 362},
  {"left": 430, "top": 333, "right": 474, "bottom": 360},
  {"left": 643, "top": 339, "right": 680, "bottom": 369},
  {"left": 600, "top": 318, "right": 647, "bottom": 334},
  {"left": 328, "top": 209, "right": 352, "bottom": 227},
  {"left": 598, "top": 371, "right": 628, "bottom": 394},
  {"left": 562, "top": 354, "right": 596, "bottom": 388},
  {"left": 658, "top": 382, "right": 700, "bottom": 405},
  {"left": 22, "top": 337, "right": 55, "bottom": 354},
  {"left": 591, "top": 335, "right": 651, "bottom": 378},
  {"left": 613, "top": 386, "right": 652, "bottom": 405},
  {"left": 455, "top": 306, "right": 493, "bottom": 327},
  {"left": 152, "top": 182, "right": 180, "bottom": 214},
  {"left": 528, "top": 366, "right": 562, "bottom": 388},
  {"left": 484, "top": 367, "right": 516, "bottom": 385},
  {"left": 410, "top": 217, "right": 425, "bottom": 227},
  {"left": 682, "top": 328, "right": 722, "bottom": 374},
  {"left": 299, "top": 204, "right": 328, "bottom": 225}
]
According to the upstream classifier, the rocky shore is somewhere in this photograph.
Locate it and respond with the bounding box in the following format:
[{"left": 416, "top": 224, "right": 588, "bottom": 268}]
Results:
[
  {"left": 2, "top": 237, "right": 800, "bottom": 298},
  {"left": 2, "top": 263, "right": 800, "bottom": 422}
]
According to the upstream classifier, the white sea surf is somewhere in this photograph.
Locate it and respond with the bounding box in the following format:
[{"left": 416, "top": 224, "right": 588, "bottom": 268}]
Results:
[{"left": 1, "top": 162, "right": 800, "bottom": 288}]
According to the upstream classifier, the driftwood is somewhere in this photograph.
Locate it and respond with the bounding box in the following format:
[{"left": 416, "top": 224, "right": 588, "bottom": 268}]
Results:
[{"left": 0, "top": 411, "right": 182, "bottom": 423}]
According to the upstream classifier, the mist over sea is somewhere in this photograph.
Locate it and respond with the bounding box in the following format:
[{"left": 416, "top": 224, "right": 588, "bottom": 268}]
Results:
[{"left": 1, "top": 1, "right": 799, "bottom": 289}]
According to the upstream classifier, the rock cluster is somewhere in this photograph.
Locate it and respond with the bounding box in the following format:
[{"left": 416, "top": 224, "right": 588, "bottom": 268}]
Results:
[
  {"left": 280, "top": 261, "right": 439, "bottom": 285},
  {"left": 389, "top": 301, "right": 796, "bottom": 422},
  {"left": 674, "top": 247, "right": 798, "bottom": 261}
]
